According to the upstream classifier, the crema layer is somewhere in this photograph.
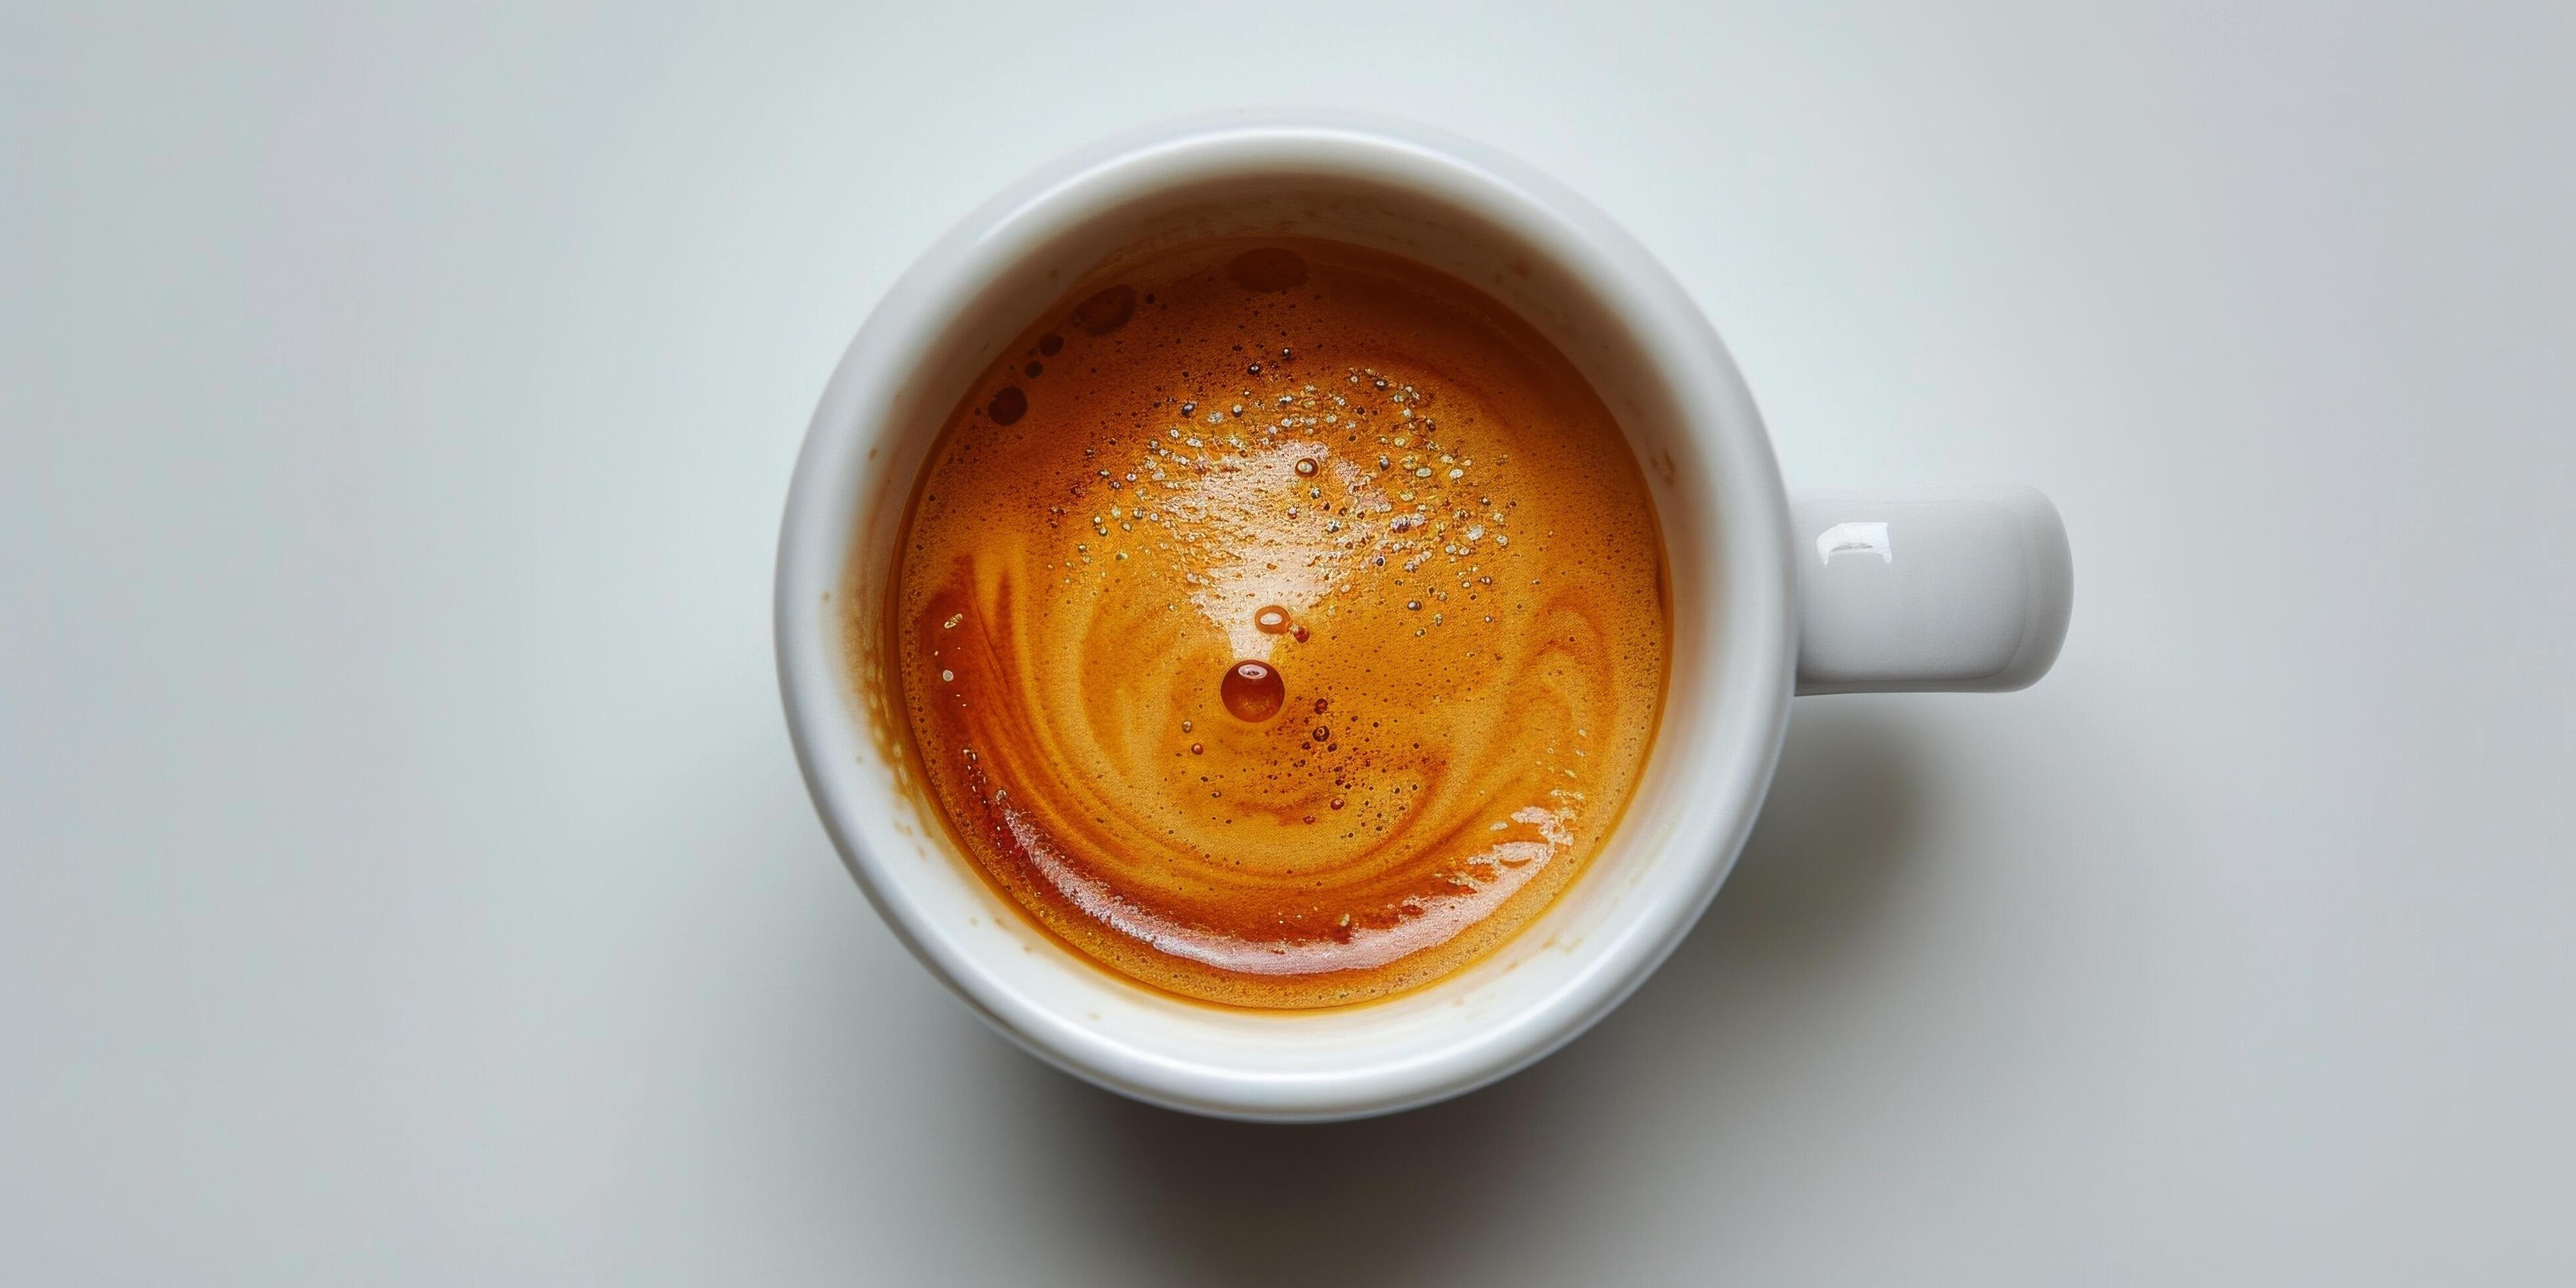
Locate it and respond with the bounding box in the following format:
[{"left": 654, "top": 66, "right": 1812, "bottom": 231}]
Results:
[{"left": 887, "top": 239, "right": 1667, "bottom": 1008}]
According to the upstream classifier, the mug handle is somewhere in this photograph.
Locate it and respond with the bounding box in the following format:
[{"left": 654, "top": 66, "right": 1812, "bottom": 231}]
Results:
[{"left": 1789, "top": 485, "right": 2073, "bottom": 695}]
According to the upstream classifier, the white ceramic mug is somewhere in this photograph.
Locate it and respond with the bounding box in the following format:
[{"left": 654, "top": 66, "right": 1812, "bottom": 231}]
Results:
[{"left": 775, "top": 113, "right": 2072, "bottom": 1122}]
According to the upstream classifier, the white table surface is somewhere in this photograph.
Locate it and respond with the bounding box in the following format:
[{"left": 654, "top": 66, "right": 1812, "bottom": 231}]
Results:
[{"left": 7, "top": 3, "right": 2571, "bottom": 1282}]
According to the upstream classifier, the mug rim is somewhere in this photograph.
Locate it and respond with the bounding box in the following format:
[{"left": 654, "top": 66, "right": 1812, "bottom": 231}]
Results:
[{"left": 775, "top": 110, "right": 1797, "bottom": 1120}]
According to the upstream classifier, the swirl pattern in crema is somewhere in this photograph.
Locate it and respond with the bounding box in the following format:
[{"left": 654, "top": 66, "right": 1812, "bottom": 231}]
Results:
[{"left": 885, "top": 239, "right": 1667, "bottom": 1008}]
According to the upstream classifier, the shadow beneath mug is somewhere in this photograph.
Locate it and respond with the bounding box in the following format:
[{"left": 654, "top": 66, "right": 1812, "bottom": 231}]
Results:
[
  {"left": 1017, "top": 1063, "right": 1557, "bottom": 1287},
  {"left": 1672, "top": 696, "right": 1927, "bottom": 980},
  {"left": 1001, "top": 700, "right": 1930, "bottom": 1285}
]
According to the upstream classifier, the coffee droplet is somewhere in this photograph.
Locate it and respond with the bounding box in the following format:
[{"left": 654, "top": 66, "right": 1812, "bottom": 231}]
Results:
[
  {"left": 1253, "top": 605, "right": 1291, "bottom": 634},
  {"left": 1220, "top": 660, "right": 1285, "bottom": 722},
  {"left": 1067, "top": 284, "right": 1136, "bottom": 335},
  {"left": 987, "top": 386, "right": 1027, "bottom": 425},
  {"left": 1293, "top": 457, "right": 1319, "bottom": 478}
]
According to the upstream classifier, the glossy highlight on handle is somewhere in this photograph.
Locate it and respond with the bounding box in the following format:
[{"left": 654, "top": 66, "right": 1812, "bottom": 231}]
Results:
[{"left": 1790, "top": 485, "right": 2073, "bottom": 695}]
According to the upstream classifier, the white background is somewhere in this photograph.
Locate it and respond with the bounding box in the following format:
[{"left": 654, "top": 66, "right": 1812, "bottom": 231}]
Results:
[{"left": 6, "top": 3, "right": 2571, "bottom": 1282}]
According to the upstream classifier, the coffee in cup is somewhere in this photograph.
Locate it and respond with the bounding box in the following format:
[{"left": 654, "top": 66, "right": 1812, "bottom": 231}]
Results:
[{"left": 883, "top": 238, "right": 1667, "bottom": 1007}]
